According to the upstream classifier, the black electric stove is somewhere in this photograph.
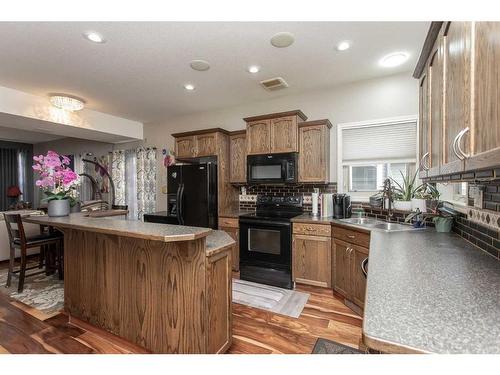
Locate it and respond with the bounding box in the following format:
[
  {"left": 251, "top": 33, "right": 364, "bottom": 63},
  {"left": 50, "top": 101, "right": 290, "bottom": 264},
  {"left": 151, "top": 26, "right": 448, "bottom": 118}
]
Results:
[{"left": 239, "top": 195, "right": 303, "bottom": 289}]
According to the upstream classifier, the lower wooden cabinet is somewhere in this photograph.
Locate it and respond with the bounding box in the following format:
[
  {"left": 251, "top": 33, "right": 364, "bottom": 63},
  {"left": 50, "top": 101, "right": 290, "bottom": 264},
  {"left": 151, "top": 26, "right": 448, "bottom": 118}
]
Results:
[
  {"left": 292, "top": 234, "right": 332, "bottom": 288},
  {"left": 332, "top": 229, "right": 370, "bottom": 309},
  {"left": 218, "top": 217, "right": 239, "bottom": 272}
]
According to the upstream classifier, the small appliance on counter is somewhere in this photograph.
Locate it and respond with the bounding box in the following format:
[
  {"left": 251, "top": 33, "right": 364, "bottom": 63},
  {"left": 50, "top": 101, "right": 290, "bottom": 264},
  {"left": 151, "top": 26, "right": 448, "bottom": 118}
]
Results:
[{"left": 332, "top": 193, "right": 352, "bottom": 219}]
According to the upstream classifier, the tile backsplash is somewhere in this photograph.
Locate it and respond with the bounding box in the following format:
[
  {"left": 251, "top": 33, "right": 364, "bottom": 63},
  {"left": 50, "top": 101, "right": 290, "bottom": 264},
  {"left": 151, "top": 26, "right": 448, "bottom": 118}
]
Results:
[
  {"left": 238, "top": 183, "right": 337, "bottom": 211},
  {"left": 453, "top": 211, "right": 500, "bottom": 259}
]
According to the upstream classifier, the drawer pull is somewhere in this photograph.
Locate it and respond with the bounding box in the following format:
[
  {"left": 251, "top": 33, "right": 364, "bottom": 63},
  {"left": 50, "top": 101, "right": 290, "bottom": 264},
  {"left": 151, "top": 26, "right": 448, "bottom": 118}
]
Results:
[{"left": 347, "top": 234, "right": 356, "bottom": 239}]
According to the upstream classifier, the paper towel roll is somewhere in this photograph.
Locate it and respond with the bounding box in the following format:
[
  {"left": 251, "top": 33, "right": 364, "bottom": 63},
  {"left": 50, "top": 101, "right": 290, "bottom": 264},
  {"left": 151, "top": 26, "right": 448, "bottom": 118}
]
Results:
[{"left": 312, "top": 189, "right": 319, "bottom": 217}]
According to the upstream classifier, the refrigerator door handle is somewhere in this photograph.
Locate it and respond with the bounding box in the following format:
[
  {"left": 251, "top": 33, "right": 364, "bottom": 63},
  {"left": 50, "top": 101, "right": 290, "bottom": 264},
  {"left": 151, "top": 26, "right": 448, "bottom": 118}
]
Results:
[
  {"left": 177, "top": 183, "right": 184, "bottom": 225},
  {"left": 176, "top": 183, "right": 184, "bottom": 225}
]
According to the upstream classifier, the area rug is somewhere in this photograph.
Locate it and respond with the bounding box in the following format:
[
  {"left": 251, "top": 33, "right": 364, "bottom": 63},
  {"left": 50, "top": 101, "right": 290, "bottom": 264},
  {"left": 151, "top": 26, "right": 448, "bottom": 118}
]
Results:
[
  {"left": 232, "top": 279, "right": 309, "bottom": 318},
  {"left": 312, "top": 338, "right": 364, "bottom": 354},
  {"left": 0, "top": 267, "right": 64, "bottom": 314}
]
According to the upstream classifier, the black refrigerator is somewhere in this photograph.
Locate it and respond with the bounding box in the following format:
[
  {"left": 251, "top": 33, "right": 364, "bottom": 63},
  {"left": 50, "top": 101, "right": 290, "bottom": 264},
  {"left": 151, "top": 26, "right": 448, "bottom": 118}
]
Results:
[{"left": 144, "top": 162, "right": 218, "bottom": 229}]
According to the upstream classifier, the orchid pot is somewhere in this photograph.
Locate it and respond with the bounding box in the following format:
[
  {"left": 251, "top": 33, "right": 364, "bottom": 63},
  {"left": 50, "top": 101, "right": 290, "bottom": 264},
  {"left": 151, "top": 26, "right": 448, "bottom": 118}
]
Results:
[{"left": 32, "top": 151, "right": 81, "bottom": 217}]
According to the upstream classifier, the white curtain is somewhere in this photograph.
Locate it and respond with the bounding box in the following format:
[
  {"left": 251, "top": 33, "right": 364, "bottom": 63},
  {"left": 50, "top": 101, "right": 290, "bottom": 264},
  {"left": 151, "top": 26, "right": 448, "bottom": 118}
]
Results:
[
  {"left": 124, "top": 150, "right": 138, "bottom": 219},
  {"left": 136, "top": 148, "right": 157, "bottom": 220},
  {"left": 111, "top": 150, "right": 126, "bottom": 206}
]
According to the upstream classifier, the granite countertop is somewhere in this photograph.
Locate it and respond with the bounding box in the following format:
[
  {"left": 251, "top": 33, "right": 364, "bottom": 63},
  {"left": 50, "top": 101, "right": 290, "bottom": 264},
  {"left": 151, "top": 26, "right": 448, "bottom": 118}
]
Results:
[
  {"left": 24, "top": 213, "right": 212, "bottom": 243},
  {"left": 291, "top": 213, "right": 336, "bottom": 224},
  {"left": 219, "top": 209, "right": 254, "bottom": 219},
  {"left": 205, "top": 230, "right": 236, "bottom": 256},
  {"left": 364, "top": 230, "right": 500, "bottom": 353}
]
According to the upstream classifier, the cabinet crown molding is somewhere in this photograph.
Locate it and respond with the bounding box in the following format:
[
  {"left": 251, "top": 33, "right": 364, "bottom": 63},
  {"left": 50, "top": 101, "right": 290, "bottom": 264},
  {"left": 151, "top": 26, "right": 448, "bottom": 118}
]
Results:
[
  {"left": 413, "top": 21, "right": 444, "bottom": 78},
  {"left": 172, "top": 127, "right": 230, "bottom": 138},
  {"left": 298, "top": 119, "right": 332, "bottom": 129},
  {"left": 243, "top": 109, "right": 307, "bottom": 123}
]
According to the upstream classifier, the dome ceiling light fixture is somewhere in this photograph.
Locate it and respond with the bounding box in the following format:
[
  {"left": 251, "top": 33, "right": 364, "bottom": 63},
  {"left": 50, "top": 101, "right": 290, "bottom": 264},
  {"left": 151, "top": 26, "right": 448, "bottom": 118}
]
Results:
[
  {"left": 248, "top": 65, "right": 260, "bottom": 73},
  {"left": 49, "top": 94, "right": 86, "bottom": 111},
  {"left": 336, "top": 41, "right": 351, "bottom": 51},
  {"left": 270, "top": 32, "right": 295, "bottom": 48},
  {"left": 190, "top": 59, "right": 210, "bottom": 71},
  {"left": 380, "top": 52, "right": 409, "bottom": 67}
]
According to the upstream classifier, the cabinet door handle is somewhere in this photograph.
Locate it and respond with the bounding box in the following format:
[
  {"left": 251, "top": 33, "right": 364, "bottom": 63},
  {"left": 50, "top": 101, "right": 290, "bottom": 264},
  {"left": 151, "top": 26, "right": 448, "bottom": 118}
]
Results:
[
  {"left": 421, "top": 152, "right": 430, "bottom": 171},
  {"left": 456, "top": 127, "right": 470, "bottom": 160},
  {"left": 361, "top": 257, "right": 368, "bottom": 278},
  {"left": 452, "top": 131, "right": 461, "bottom": 160},
  {"left": 347, "top": 234, "right": 356, "bottom": 239}
]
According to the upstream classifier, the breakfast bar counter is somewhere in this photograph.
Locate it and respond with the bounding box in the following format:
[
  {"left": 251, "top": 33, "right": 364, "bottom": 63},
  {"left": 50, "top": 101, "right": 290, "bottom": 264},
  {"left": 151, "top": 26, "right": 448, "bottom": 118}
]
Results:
[{"left": 24, "top": 213, "right": 234, "bottom": 354}]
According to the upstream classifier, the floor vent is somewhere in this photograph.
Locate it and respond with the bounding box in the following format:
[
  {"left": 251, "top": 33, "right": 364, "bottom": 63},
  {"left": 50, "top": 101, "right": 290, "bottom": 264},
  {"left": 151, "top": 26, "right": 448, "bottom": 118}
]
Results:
[{"left": 260, "top": 77, "right": 289, "bottom": 91}]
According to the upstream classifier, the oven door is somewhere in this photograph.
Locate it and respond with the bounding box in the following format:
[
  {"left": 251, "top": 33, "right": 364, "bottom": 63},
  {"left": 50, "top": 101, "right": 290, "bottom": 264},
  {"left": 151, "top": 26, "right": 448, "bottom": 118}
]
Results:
[
  {"left": 247, "top": 153, "right": 297, "bottom": 184},
  {"left": 239, "top": 218, "right": 291, "bottom": 269}
]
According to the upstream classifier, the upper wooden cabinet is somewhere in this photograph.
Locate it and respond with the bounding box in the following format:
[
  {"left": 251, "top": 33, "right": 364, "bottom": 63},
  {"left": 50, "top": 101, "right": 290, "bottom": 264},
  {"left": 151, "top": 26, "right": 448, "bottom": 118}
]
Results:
[
  {"left": 173, "top": 129, "right": 226, "bottom": 158},
  {"left": 468, "top": 22, "right": 500, "bottom": 171},
  {"left": 244, "top": 110, "right": 307, "bottom": 155},
  {"left": 229, "top": 130, "right": 247, "bottom": 183},
  {"left": 418, "top": 72, "right": 430, "bottom": 179},
  {"left": 428, "top": 37, "right": 445, "bottom": 176},
  {"left": 271, "top": 116, "right": 298, "bottom": 153},
  {"left": 298, "top": 120, "right": 331, "bottom": 183},
  {"left": 246, "top": 119, "right": 271, "bottom": 155},
  {"left": 414, "top": 21, "right": 500, "bottom": 178},
  {"left": 175, "top": 135, "right": 197, "bottom": 159},
  {"left": 196, "top": 132, "right": 218, "bottom": 157}
]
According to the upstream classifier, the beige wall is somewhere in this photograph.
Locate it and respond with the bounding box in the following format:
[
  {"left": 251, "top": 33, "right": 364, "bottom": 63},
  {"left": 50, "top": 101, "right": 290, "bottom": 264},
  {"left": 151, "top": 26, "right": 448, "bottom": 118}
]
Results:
[{"left": 143, "top": 72, "right": 418, "bottom": 210}]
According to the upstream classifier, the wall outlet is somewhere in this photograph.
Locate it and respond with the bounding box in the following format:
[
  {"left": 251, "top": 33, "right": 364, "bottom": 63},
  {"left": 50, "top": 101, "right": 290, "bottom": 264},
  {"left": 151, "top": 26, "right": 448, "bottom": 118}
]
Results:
[{"left": 239, "top": 194, "right": 257, "bottom": 202}]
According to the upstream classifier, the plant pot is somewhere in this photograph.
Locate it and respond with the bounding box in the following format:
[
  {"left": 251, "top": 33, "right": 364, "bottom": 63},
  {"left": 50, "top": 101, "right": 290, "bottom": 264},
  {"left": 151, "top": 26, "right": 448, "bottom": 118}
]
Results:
[
  {"left": 48, "top": 199, "right": 70, "bottom": 217},
  {"left": 393, "top": 200, "right": 412, "bottom": 211},
  {"left": 433, "top": 217, "right": 454, "bottom": 233},
  {"left": 411, "top": 198, "right": 427, "bottom": 213}
]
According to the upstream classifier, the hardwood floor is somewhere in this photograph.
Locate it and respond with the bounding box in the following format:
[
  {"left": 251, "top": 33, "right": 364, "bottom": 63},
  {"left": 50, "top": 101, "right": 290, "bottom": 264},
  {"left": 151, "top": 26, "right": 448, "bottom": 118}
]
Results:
[{"left": 0, "top": 277, "right": 363, "bottom": 354}]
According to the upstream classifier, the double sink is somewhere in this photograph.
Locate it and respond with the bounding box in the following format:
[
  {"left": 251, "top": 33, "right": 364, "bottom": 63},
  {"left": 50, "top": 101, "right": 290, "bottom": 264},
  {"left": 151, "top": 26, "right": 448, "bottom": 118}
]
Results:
[{"left": 338, "top": 217, "right": 420, "bottom": 232}]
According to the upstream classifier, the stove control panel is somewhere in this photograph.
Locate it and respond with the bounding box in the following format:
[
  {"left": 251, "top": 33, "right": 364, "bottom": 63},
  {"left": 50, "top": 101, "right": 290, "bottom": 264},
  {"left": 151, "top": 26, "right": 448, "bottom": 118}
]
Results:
[{"left": 256, "top": 195, "right": 303, "bottom": 208}]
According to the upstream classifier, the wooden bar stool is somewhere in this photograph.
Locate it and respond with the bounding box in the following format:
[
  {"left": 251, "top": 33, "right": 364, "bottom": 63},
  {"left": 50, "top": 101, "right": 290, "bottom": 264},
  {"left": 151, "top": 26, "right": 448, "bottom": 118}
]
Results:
[{"left": 3, "top": 213, "right": 64, "bottom": 293}]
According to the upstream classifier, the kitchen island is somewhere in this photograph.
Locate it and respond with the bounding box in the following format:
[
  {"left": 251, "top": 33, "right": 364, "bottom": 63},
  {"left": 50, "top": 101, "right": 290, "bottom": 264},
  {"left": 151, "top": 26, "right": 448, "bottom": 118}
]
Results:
[{"left": 24, "top": 213, "right": 235, "bottom": 354}]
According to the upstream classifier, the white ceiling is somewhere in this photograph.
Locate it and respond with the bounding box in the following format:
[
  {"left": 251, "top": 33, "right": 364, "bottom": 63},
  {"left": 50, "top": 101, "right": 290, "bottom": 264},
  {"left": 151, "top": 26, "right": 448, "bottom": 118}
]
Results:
[
  {"left": 0, "top": 125, "right": 64, "bottom": 144},
  {"left": 0, "top": 22, "right": 429, "bottom": 123}
]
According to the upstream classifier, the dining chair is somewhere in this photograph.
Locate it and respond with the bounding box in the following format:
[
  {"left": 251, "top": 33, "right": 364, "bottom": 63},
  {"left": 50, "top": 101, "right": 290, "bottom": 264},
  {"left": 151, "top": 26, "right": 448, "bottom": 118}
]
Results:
[{"left": 3, "top": 213, "right": 63, "bottom": 293}]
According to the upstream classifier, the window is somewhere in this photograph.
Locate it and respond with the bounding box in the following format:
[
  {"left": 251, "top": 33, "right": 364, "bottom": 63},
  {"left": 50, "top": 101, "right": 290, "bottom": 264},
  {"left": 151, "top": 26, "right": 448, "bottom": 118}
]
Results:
[{"left": 338, "top": 117, "right": 418, "bottom": 200}]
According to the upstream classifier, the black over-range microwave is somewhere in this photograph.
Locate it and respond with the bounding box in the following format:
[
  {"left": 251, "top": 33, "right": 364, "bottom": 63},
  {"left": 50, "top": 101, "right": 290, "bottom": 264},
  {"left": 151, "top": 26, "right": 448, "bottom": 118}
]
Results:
[{"left": 247, "top": 152, "right": 298, "bottom": 185}]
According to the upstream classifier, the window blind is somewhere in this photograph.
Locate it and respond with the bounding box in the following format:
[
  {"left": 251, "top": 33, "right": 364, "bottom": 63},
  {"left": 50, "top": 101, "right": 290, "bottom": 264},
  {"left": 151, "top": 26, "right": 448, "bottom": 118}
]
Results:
[{"left": 342, "top": 121, "right": 417, "bottom": 163}]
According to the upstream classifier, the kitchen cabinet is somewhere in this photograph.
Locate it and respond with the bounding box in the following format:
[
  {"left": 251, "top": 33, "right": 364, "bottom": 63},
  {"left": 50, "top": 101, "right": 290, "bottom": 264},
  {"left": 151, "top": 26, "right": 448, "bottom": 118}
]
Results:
[
  {"left": 246, "top": 119, "right": 271, "bottom": 155},
  {"left": 298, "top": 120, "right": 331, "bottom": 183},
  {"left": 332, "top": 239, "right": 351, "bottom": 297},
  {"left": 244, "top": 110, "right": 308, "bottom": 155},
  {"left": 414, "top": 21, "right": 500, "bottom": 178},
  {"left": 332, "top": 225, "right": 370, "bottom": 309},
  {"left": 292, "top": 222, "right": 332, "bottom": 288},
  {"left": 175, "top": 135, "right": 196, "bottom": 158},
  {"left": 467, "top": 22, "right": 500, "bottom": 171},
  {"left": 270, "top": 116, "right": 298, "bottom": 153},
  {"left": 229, "top": 130, "right": 247, "bottom": 183},
  {"left": 292, "top": 234, "right": 331, "bottom": 288},
  {"left": 418, "top": 71, "right": 430, "bottom": 179},
  {"left": 428, "top": 35, "right": 444, "bottom": 177},
  {"left": 218, "top": 217, "right": 239, "bottom": 272},
  {"left": 196, "top": 132, "right": 218, "bottom": 157},
  {"left": 442, "top": 22, "right": 471, "bottom": 175}
]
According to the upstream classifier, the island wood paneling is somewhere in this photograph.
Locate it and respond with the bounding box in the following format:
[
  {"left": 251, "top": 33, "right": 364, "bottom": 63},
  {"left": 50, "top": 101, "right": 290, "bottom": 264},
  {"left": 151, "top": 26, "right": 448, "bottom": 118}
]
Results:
[{"left": 62, "top": 228, "right": 231, "bottom": 354}]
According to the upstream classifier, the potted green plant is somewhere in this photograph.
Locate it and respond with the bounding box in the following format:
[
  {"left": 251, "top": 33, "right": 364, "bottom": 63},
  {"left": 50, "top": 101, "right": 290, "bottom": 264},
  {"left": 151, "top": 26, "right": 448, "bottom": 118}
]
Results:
[
  {"left": 412, "top": 183, "right": 440, "bottom": 213},
  {"left": 391, "top": 170, "right": 419, "bottom": 211}
]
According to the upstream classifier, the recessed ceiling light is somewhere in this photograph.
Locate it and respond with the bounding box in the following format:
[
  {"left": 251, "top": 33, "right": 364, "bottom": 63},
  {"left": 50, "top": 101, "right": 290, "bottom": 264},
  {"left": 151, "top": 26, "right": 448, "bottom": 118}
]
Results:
[
  {"left": 49, "top": 94, "right": 86, "bottom": 111},
  {"left": 336, "top": 41, "right": 351, "bottom": 51},
  {"left": 184, "top": 84, "right": 195, "bottom": 91},
  {"left": 83, "top": 31, "right": 105, "bottom": 44},
  {"left": 380, "top": 52, "right": 409, "bottom": 67},
  {"left": 248, "top": 65, "right": 260, "bottom": 74},
  {"left": 190, "top": 60, "right": 210, "bottom": 71},
  {"left": 270, "top": 32, "right": 295, "bottom": 48}
]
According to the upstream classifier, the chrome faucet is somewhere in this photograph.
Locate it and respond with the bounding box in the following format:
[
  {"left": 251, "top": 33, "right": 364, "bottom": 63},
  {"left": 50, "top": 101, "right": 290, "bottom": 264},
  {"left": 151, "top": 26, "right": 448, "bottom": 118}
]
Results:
[{"left": 382, "top": 178, "right": 393, "bottom": 217}]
